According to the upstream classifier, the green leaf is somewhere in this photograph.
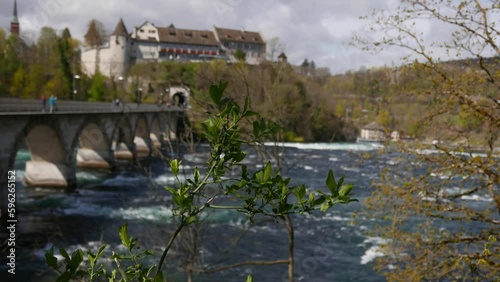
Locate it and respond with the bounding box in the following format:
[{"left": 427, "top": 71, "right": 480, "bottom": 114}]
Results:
[
  {"left": 119, "top": 224, "right": 131, "bottom": 249},
  {"left": 326, "top": 170, "right": 337, "bottom": 194},
  {"left": 96, "top": 244, "right": 106, "bottom": 259},
  {"left": 243, "top": 110, "right": 258, "bottom": 118},
  {"left": 109, "top": 269, "right": 117, "bottom": 282},
  {"left": 253, "top": 120, "right": 261, "bottom": 137},
  {"left": 87, "top": 251, "right": 96, "bottom": 267},
  {"left": 194, "top": 168, "right": 200, "bottom": 184},
  {"left": 263, "top": 162, "right": 272, "bottom": 183},
  {"left": 45, "top": 247, "right": 58, "bottom": 270},
  {"left": 339, "top": 184, "right": 353, "bottom": 197},
  {"left": 165, "top": 186, "right": 177, "bottom": 195},
  {"left": 244, "top": 96, "right": 249, "bottom": 112},
  {"left": 320, "top": 202, "right": 330, "bottom": 212},
  {"left": 68, "top": 249, "right": 84, "bottom": 272},
  {"left": 75, "top": 270, "right": 87, "bottom": 277},
  {"left": 169, "top": 159, "right": 180, "bottom": 176},
  {"left": 60, "top": 248, "right": 70, "bottom": 264},
  {"left": 308, "top": 192, "right": 315, "bottom": 204},
  {"left": 246, "top": 274, "right": 254, "bottom": 282},
  {"left": 209, "top": 84, "right": 223, "bottom": 106},
  {"left": 56, "top": 272, "right": 73, "bottom": 282},
  {"left": 337, "top": 177, "right": 345, "bottom": 188},
  {"left": 233, "top": 152, "right": 246, "bottom": 163},
  {"left": 294, "top": 185, "right": 306, "bottom": 200},
  {"left": 187, "top": 216, "right": 198, "bottom": 224},
  {"left": 313, "top": 195, "right": 326, "bottom": 206},
  {"left": 155, "top": 270, "right": 164, "bottom": 282}
]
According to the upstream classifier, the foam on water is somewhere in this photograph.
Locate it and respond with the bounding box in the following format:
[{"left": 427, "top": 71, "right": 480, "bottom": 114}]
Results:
[
  {"left": 264, "top": 142, "right": 383, "bottom": 151},
  {"left": 415, "top": 148, "right": 491, "bottom": 158},
  {"left": 304, "top": 165, "right": 314, "bottom": 171},
  {"left": 62, "top": 197, "right": 173, "bottom": 222},
  {"left": 341, "top": 165, "right": 361, "bottom": 173},
  {"left": 359, "top": 237, "right": 389, "bottom": 265},
  {"left": 76, "top": 171, "right": 107, "bottom": 183},
  {"left": 112, "top": 206, "right": 173, "bottom": 222},
  {"left": 182, "top": 154, "right": 207, "bottom": 163},
  {"left": 461, "top": 195, "right": 493, "bottom": 202},
  {"left": 360, "top": 246, "right": 385, "bottom": 265},
  {"left": 154, "top": 174, "right": 183, "bottom": 185}
]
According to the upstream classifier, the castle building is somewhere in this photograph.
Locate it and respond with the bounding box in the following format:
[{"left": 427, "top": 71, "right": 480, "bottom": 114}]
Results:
[
  {"left": 130, "top": 21, "right": 221, "bottom": 64},
  {"left": 10, "top": 0, "right": 20, "bottom": 36},
  {"left": 81, "top": 18, "right": 130, "bottom": 78},
  {"left": 81, "top": 19, "right": 267, "bottom": 77},
  {"left": 213, "top": 26, "right": 266, "bottom": 64}
]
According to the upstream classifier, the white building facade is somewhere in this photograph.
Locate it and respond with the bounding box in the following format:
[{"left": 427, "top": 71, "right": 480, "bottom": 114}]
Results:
[
  {"left": 81, "top": 19, "right": 130, "bottom": 78},
  {"left": 81, "top": 19, "right": 266, "bottom": 77}
]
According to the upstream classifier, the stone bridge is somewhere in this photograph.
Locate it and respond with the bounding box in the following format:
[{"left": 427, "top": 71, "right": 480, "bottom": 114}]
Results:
[{"left": 0, "top": 98, "right": 185, "bottom": 218}]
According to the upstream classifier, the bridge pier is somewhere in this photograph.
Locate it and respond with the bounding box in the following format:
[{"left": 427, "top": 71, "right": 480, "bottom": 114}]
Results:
[
  {"left": 134, "top": 137, "right": 151, "bottom": 158},
  {"left": 113, "top": 141, "right": 135, "bottom": 160},
  {"left": 76, "top": 148, "right": 113, "bottom": 169},
  {"left": 25, "top": 161, "right": 75, "bottom": 188}
]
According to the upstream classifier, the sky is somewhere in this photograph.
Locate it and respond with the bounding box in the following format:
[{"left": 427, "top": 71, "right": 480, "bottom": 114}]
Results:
[{"left": 0, "top": 0, "right": 479, "bottom": 74}]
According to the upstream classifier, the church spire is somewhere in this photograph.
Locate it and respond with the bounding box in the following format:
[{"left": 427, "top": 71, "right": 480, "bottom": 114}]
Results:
[{"left": 10, "top": 0, "right": 20, "bottom": 35}]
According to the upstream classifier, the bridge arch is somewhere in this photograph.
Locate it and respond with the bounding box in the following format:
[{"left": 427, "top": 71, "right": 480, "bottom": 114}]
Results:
[
  {"left": 149, "top": 114, "right": 164, "bottom": 153},
  {"left": 134, "top": 115, "right": 151, "bottom": 158},
  {"left": 74, "top": 118, "right": 114, "bottom": 169},
  {"left": 112, "top": 116, "right": 135, "bottom": 160},
  {"left": 22, "top": 119, "right": 74, "bottom": 187}
]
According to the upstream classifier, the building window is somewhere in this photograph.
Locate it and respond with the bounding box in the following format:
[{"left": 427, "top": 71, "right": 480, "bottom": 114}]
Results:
[{"left": 140, "top": 29, "right": 144, "bottom": 33}]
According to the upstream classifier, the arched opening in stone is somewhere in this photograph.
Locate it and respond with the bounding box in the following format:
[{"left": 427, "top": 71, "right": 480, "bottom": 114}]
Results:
[
  {"left": 172, "top": 92, "right": 186, "bottom": 107},
  {"left": 76, "top": 123, "right": 113, "bottom": 170},
  {"left": 134, "top": 116, "right": 151, "bottom": 158},
  {"left": 23, "top": 125, "right": 71, "bottom": 187},
  {"left": 149, "top": 115, "right": 164, "bottom": 155},
  {"left": 112, "top": 118, "right": 134, "bottom": 161}
]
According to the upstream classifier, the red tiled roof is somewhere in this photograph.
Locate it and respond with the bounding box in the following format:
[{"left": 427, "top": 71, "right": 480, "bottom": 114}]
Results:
[
  {"left": 214, "top": 27, "right": 264, "bottom": 44},
  {"left": 156, "top": 27, "right": 218, "bottom": 46}
]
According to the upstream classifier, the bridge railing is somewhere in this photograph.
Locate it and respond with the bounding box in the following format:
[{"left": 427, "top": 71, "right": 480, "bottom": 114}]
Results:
[{"left": 0, "top": 98, "right": 182, "bottom": 114}]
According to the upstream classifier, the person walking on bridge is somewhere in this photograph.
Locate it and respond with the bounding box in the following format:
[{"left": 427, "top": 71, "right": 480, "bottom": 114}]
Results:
[{"left": 49, "top": 95, "right": 57, "bottom": 113}]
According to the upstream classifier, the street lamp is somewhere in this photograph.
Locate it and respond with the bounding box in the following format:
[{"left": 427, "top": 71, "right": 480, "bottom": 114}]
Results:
[
  {"left": 118, "top": 76, "right": 125, "bottom": 101},
  {"left": 73, "top": 74, "right": 80, "bottom": 98}
]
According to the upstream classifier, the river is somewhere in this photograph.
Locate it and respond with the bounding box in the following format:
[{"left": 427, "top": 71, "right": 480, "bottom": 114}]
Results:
[{"left": 1, "top": 142, "right": 490, "bottom": 281}]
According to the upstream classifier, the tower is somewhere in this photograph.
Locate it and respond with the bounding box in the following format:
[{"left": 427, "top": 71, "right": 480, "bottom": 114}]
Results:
[
  {"left": 109, "top": 18, "right": 130, "bottom": 77},
  {"left": 278, "top": 52, "right": 288, "bottom": 63},
  {"left": 10, "top": 0, "right": 20, "bottom": 36}
]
